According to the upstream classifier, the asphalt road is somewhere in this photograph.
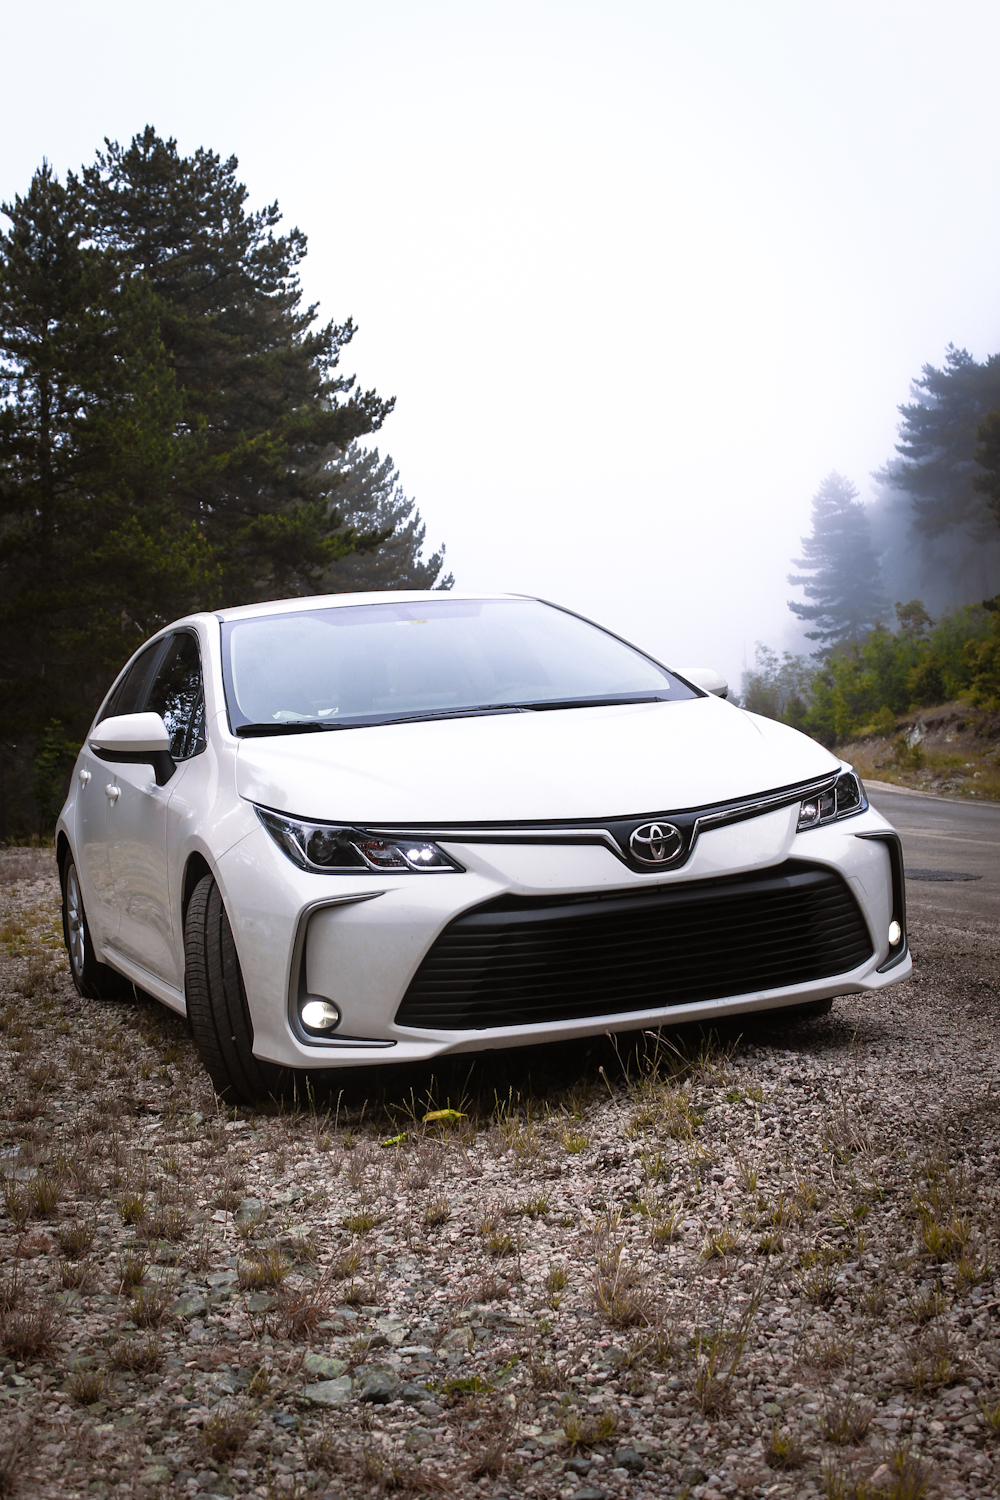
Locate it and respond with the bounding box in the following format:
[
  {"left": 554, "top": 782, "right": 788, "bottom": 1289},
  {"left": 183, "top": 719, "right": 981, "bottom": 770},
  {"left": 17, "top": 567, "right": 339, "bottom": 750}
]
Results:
[{"left": 867, "top": 781, "right": 999, "bottom": 924}]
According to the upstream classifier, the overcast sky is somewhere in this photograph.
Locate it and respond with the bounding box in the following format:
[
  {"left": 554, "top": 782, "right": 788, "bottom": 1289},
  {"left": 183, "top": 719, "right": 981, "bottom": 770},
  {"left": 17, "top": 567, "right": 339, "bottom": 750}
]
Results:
[{"left": 5, "top": 1, "right": 1000, "bottom": 690}]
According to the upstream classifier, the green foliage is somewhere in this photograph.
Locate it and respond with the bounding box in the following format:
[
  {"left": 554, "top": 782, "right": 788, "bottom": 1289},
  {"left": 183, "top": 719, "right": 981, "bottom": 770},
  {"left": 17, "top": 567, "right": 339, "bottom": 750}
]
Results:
[
  {"left": 740, "top": 645, "right": 812, "bottom": 726},
  {"left": 965, "top": 601, "right": 1000, "bottom": 708},
  {"left": 744, "top": 600, "right": 996, "bottom": 744},
  {"left": 787, "top": 472, "right": 889, "bottom": 650},
  {"left": 29, "top": 720, "right": 78, "bottom": 831}
]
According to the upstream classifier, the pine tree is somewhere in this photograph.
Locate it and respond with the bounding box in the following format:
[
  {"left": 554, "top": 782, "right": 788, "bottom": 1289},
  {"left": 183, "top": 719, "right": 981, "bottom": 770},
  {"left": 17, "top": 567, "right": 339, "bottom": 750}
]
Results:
[
  {"left": 320, "top": 444, "right": 453, "bottom": 592},
  {"left": 877, "top": 344, "right": 1000, "bottom": 541},
  {"left": 78, "top": 128, "right": 393, "bottom": 601},
  {"left": 787, "top": 472, "right": 889, "bottom": 651},
  {"left": 0, "top": 163, "right": 214, "bottom": 750},
  {"left": 0, "top": 133, "right": 416, "bottom": 833},
  {"left": 973, "top": 407, "right": 1000, "bottom": 531}
]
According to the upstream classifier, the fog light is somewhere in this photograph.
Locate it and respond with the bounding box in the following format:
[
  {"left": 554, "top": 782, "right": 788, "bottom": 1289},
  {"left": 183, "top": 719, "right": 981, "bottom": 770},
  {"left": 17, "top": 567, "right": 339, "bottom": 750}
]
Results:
[
  {"left": 888, "top": 920, "right": 902, "bottom": 947},
  {"left": 300, "top": 999, "right": 340, "bottom": 1032}
]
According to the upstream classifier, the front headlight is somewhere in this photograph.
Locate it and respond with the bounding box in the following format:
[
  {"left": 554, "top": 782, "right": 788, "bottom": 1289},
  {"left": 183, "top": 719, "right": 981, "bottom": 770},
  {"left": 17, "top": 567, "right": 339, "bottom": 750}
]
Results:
[
  {"left": 256, "top": 807, "right": 463, "bottom": 873},
  {"left": 797, "top": 769, "right": 867, "bottom": 832}
]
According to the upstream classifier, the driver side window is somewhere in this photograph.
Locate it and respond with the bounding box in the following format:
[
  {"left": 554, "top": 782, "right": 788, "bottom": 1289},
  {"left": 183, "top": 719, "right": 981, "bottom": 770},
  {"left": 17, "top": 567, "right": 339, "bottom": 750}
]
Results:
[{"left": 144, "top": 633, "right": 207, "bottom": 761}]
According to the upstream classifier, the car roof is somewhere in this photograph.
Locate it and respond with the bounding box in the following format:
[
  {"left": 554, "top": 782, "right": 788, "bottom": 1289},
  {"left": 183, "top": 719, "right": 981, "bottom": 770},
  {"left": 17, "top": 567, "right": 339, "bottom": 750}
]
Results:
[{"left": 213, "top": 590, "right": 529, "bottom": 623}]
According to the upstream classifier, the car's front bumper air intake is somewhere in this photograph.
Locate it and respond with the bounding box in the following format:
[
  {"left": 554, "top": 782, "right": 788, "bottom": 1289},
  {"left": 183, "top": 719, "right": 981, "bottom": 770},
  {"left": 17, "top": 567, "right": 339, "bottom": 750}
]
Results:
[{"left": 394, "top": 859, "right": 873, "bottom": 1029}]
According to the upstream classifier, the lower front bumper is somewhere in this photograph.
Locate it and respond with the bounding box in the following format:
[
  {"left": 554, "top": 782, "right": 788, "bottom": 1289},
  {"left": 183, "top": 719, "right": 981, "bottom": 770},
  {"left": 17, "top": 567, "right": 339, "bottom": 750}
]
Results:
[{"left": 216, "top": 802, "right": 910, "bottom": 1070}]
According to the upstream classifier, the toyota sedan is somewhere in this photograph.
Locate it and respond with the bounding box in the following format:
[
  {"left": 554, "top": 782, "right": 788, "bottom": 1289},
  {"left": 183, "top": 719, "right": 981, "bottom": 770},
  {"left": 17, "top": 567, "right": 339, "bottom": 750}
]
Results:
[{"left": 57, "top": 592, "right": 910, "bottom": 1103}]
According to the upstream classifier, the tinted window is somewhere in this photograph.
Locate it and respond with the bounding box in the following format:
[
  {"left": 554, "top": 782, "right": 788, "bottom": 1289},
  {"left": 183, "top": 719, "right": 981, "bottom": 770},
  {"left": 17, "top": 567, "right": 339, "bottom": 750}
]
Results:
[
  {"left": 144, "top": 633, "right": 206, "bottom": 760},
  {"left": 99, "top": 641, "right": 163, "bottom": 722}
]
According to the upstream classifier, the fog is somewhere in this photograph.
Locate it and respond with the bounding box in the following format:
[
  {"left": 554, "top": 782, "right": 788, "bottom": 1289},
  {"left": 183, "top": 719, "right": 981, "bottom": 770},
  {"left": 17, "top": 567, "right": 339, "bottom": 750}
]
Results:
[{"left": 6, "top": 0, "right": 1000, "bottom": 691}]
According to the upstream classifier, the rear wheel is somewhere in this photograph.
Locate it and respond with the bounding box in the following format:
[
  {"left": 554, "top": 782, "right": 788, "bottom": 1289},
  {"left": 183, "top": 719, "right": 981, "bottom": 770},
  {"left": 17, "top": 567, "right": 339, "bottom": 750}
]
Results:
[
  {"left": 184, "top": 873, "right": 288, "bottom": 1105},
  {"left": 61, "top": 857, "right": 132, "bottom": 1001}
]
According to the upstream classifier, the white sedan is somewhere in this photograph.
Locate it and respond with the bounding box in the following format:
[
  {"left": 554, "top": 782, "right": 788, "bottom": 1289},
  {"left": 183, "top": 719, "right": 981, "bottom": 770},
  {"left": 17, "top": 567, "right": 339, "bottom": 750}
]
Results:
[{"left": 57, "top": 592, "right": 910, "bottom": 1103}]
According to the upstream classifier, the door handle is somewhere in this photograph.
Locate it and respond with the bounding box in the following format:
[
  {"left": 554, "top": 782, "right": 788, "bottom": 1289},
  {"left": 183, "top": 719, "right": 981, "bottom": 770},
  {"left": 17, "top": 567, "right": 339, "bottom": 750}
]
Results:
[
  {"left": 105, "top": 784, "right": 120, "bottom": 802},
  {"left": 79, "top": 769, "right": 91, "bottom": 785}
]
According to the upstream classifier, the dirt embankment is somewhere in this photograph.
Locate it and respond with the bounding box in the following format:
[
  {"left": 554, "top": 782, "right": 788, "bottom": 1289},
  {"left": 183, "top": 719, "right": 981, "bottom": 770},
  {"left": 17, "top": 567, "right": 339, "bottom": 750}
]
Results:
[{"left": 839, "top": 702, "right": 1000, "bottom": 801}]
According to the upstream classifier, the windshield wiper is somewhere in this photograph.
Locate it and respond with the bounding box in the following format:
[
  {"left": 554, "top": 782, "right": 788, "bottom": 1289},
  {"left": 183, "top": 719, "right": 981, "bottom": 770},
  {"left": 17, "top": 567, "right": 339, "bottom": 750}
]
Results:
[
  {"left": 518, "top": 694, "right": 669, "bottom": 712},
  {"left": 235, "top": 695, "right": 670, "bottom": 736},
  {"left": 359, "top": 695, "right": 671, "bottom": 727},
  {"left": 235, "top": 722, "right": 346, "bottom": 737}
]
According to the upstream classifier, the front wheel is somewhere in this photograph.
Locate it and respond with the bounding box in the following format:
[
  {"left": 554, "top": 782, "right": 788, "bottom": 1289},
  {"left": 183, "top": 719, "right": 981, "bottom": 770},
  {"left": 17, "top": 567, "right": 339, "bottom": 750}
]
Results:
[
  {"left": 61, "top": 857, "right": 131, "bottom": 1001},
  {"left": 184, "top": 874, "right": 288, "bottom": 1105}
]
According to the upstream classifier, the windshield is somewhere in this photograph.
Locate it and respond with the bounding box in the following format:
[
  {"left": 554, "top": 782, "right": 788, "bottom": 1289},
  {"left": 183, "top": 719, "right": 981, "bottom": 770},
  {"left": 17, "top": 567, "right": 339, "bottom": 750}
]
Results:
[{"left": 222, "top": 597, "right": 697, "bottom": 732}]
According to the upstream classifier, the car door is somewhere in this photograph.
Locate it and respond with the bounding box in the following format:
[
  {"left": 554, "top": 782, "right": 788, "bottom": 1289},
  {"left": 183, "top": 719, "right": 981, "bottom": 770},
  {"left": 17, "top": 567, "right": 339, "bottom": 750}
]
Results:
[
  {"left": 75, "top": 640, "right": 164, "bottom": 951},
  {"left": 105, "top": 631, "right": 206, "bottom": 985}
]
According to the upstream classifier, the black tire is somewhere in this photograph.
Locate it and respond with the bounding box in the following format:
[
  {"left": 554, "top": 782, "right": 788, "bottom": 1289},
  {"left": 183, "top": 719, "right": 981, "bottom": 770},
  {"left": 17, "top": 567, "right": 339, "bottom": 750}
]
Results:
[
  {"left": 61, "top": 855, "right": 133, "bottom": 1001},
  {"left": 184, "top": 873, "right": 288, "bottom": 1105}
]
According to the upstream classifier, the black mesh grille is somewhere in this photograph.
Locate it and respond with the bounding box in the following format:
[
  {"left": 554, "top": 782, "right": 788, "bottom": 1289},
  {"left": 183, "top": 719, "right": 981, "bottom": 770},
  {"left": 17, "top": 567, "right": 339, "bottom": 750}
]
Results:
[{"left": 395, "top": 860, "right": 873, "bottom": 1030}]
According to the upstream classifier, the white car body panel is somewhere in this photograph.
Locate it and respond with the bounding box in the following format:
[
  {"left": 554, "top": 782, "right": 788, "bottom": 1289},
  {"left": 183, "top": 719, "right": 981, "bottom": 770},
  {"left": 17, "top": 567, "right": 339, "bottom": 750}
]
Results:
[
  {"left": 55, "top": 592, "right": 912, "bottom": 1082},
  {"left": 234, "top": 694, "right": 839, "bottom": 826}
]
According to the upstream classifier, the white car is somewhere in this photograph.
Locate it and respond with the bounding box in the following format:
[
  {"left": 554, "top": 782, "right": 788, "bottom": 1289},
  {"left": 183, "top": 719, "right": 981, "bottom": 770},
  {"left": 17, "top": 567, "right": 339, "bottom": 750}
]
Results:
[{"left": 57, "top": 592, "right": 910, "bottom": 1103}]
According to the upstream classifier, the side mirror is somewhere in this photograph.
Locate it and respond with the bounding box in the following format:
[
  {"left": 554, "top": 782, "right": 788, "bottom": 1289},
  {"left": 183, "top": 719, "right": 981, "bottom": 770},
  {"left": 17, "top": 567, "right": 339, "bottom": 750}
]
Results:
[
  {"left": 678, "top": 666, "right": 729, "bottom": 699},
  {"left": 90, "top": 713, "right": 176, "bottom": 786}
]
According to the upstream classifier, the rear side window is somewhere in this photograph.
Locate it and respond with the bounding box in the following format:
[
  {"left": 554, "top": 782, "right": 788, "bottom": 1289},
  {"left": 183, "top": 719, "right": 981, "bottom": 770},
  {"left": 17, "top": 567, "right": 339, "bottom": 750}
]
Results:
[
  {"left": 145, "top": 633, "right": 207, "bottom": 760},
  {"left": 99, "top": 641, "right": 163, "bottom": 722}
]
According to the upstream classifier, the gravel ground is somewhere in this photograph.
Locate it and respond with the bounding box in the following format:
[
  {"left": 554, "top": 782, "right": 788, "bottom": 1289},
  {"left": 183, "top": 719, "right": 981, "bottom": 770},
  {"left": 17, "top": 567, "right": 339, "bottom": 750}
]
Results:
[{"left": 1, "top": 848, "right": 998, "bottom": 1500}]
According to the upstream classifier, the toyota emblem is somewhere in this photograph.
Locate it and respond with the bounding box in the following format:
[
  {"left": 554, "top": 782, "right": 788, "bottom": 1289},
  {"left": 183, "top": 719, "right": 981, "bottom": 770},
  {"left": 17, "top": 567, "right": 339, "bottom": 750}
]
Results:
[{"left": 628, "top": 821, "right": 683, "bottom": 865}]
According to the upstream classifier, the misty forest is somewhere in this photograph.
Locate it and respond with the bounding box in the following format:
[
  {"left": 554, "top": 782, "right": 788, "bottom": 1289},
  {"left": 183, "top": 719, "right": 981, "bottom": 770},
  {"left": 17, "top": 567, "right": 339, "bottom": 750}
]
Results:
[
  {"left": 739, "top": 344, "right": 1000, "bottom": 780},
  {"left": 2, "top": 130, "right": 1000, "bottom": 836}
]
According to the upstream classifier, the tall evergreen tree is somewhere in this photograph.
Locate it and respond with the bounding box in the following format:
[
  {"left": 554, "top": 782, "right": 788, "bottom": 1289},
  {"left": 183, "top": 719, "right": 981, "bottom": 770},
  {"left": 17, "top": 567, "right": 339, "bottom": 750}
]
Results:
[
  {"left": 0, "top": 162, "right": 215, "bottom": 751},
  {"left": 788, "top": 472, "right": 889, "bottom": 651},
  {"left": 973, "top": 406, "right": 1000, "bottom": 532},
  {"left": 77, "top": 127, "right": 393, "bottom": 601},
  {"left": 321, "top": 444, "right": 453, "bottom": 593},
  {"left": 876, "top": 344, "right": 1000, "bottom": 541},
  {"left": 0, "top": 132, "right": 413, "bottom": 833}
]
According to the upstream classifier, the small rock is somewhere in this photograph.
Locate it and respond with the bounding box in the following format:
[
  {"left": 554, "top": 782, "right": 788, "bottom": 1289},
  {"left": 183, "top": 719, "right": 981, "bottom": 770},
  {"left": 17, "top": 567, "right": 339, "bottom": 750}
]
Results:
[
  {"left": 302, "top": 1353, "right": 347, "bottom": 1381},
  {"left": 301, "top": 1377, "right": 353, "bottom": 1407},
  {"left": 142, "top": 1466, "right": 171, "bottom": 1484},
  {"left": 235, "top": 1197, "right": 264, "bottom": 1224},
  {"left": 438, "top": 1326, "right": 472, "bottom": 1353},
  {"left": 416, "top": 1399, "right": 441, "bottom": 1419},
  {"left": 355, "top": 1366, "right": 402, "bottom": 1404},
  {"left": 613, "top": 1447, "right": 645, "bottom": 1473},
  {"left": 570, "top": 1487, "right": 608, "bottom": 1500},
  {"left": 564, "top": 1456, "right": 594, "bottom": 1474},
  {"left": 170, "top": 1293, "right": 208, "bottom": 1319},
  {"left": 244, "top": 1292, "right": 273, "bottom": 1313}
]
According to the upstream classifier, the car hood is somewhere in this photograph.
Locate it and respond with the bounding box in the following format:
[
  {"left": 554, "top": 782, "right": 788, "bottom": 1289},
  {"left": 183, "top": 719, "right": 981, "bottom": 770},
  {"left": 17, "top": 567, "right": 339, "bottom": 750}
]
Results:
[{"left": 233, "top": 696, "right": 839, "bottom": 825}]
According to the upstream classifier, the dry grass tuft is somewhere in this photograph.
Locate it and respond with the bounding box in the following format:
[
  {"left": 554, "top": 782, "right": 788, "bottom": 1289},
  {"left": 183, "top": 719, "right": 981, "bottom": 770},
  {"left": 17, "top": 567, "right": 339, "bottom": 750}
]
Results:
[
  {"left": 764, "top": 1423, "right": 806, "bottom": 1469},
  {"left": 819, "top": 1391, "right": 875, "bottom": 1446},
  {"left": 106, "top": 1334, "right": 162, "bottom": 1373},
  {"left": 238, "top": 1247, "right": 288, "bottom": 1290},
  {"left": 56, "top": 1219, "right": 95, "bottom": 1259},
  {"left": 423, "top": 1196, "right": 451, "bottom": 1228},
  {"left": 68, "top": 1367, "right": 104, "bottom": 1404},
  {"left": 131, "top": 1279, "right": 171, "bottom": 1328},
  {"left": 0, "top": 1293, "right": 58, "bottom": 1360},
  {"left": 200, "top": 1399, "right": 256, "bottom": 1460},
  {"left": 563, "top": 1408, "right": 620, "bottom": 1450}
]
